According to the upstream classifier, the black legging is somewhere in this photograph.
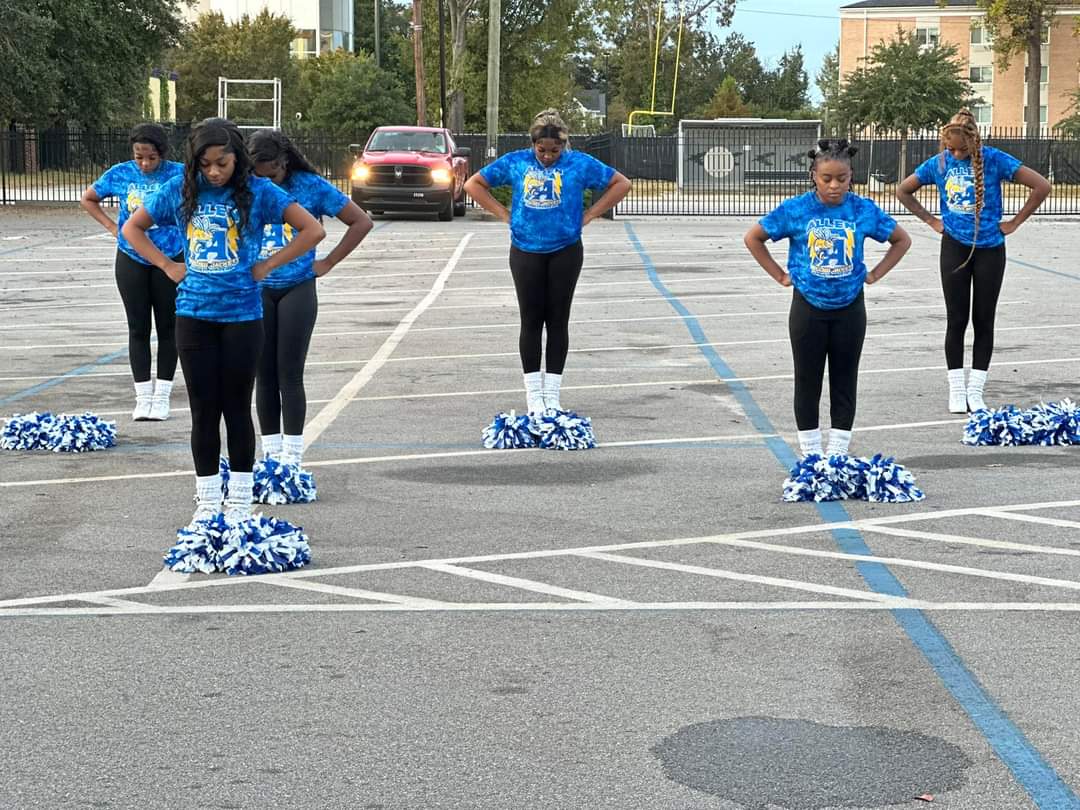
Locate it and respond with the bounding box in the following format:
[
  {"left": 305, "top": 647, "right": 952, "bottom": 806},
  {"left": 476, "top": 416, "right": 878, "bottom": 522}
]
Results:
[
  {"left": 940, "top": 232, "right": 1006, "bottom": 371},
  {"left": 509, "top": 240, "right": 584, "bottom": 374},
  {"left": 256, "top": 279, "right": 318, "bottom": 436},
  {"left": 176, "top": 316, "right": 263, "bottom": 476},
  {"left": 115, "top": 250, "right": 179, "bottom": 382},
  {"left": 789, "top": 290, "right": 866, "bottom": 431}
]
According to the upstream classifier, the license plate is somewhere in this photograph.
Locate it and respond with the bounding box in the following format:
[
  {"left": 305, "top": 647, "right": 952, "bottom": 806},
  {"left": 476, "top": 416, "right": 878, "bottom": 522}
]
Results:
[{"left": 413, "top": 192, "right": 424, "bottom": 198}]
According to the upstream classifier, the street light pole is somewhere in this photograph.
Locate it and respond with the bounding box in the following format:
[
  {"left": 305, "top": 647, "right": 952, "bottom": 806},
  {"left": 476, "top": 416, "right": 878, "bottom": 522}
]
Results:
[
  {"left": 374, "top": 0, "right": 381, "bottom": 67},
  {"left": 412, "top": 0, "right": 427, "bottom": 125},
  {"left": 485, "top": 0, "right": 500, "bottom": 161},
  {"left": 438, "top": 0, "right": 448, "bottom": 129}
]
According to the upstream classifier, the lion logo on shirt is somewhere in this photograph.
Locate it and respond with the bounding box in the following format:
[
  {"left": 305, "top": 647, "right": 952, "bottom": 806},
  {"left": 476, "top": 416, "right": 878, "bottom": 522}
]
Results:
[
  {"left": 125, "top": 186, "right": 144, "bottom": 213},
  {"left": 523, "top": 167, "right": 562, "bottom": 209},
  {"left": 806, "top": 219, "right": 855, "bottom": 279}
]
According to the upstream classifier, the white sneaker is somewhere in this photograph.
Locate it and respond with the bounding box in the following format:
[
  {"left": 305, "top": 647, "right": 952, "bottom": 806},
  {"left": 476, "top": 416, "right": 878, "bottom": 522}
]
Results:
[
  {"left": 147, "top": 394, "right": 170, "bottom": 421},
  {"left": 967, "top": 390, "right": 987, "bottom": 412},
  {"left": 187, "top": 500, "right": 219, "bottom": 528},
  {"left": 132, "top": 395, "right": 153, "bottom": 421},
  {"left": 949, "top": 390, "right": 969, "bottom": 414},
  {"left": 967, "top": 369, "right": 988, "bottom": 412},
  {"left": 224, "top": 501, "right": 253, "bottom": 525}
]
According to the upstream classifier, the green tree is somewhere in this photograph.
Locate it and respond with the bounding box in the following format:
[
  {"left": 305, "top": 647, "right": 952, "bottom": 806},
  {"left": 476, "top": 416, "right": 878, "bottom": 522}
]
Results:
[
  {"left": 699, "top": 76, "right": 751, "bottom": 118},
  {"left": 817, "top": 44, "right": 840, "bottom": 133},
  {"left": 301, "top": 51, "right": 415, "bottom": 137},
  {"left": 354, "top": 0, "right": 413, "bottom": 99},
  {"left": 836, "top": 27, "right": 974, "bottom": 178},
  {"left": 0, "top": 0, "right": 58, "bottom": 127},
  {"left": 2, "top": 0, "right": 183, "bottom": 127},
  {"left": 945, "top": 0, "right": 1066, "bottom": 136},
  {"left": 749, "top": 45, "right": 809, "bottom": 117},
  {"left": 170, "top": 11, "right": 299, "bottom": 125}
]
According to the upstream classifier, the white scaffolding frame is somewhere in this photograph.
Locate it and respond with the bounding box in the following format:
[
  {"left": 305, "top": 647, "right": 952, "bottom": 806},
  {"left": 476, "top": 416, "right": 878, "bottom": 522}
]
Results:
[{"left": 217, "top": 77, "right": 282, "bottom": 130}]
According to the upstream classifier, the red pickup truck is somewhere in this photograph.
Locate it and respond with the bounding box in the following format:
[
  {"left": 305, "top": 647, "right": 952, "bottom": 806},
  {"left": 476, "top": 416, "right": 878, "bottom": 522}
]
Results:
[{"left": 350, "top": 126, "right": 471, "bottom": 221}]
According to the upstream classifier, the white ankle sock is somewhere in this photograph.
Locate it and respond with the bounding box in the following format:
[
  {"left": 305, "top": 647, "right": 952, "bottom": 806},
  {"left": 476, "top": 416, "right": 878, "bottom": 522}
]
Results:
[
  {"left": 797, "top": 428, "right": 823, "bottom": 457},
  {"left": 282, "top": 434, "right": 304, "bottom": 465},
  {"left": 524, "top": 372, "right": 545, "bottom": 414},
  {"left": 542, "top": 372, "right": 562, "bottom": 412},
  {"left": 967, "top": 368, "right": 989, "bottom": 411},
  {"left": 948, "top": 368, "right": 966, "bottom": 392},
  {"left": 226, "top": 471, "right": 254, "bottom": 507},
  {"left": 134, "top": 380, "right": 154, "bottom": 398},
  {"left": 153, "top": 379, "right": 173, "bottom": 398},
  {"left": 827, "top": 428, "right": 852, "bottom": 457},
  {"left": 261, "top": 433, "right": 282, "bottom": 458},
  {"left": 195, "top": 473, "right": 223, "bottom": 507}
]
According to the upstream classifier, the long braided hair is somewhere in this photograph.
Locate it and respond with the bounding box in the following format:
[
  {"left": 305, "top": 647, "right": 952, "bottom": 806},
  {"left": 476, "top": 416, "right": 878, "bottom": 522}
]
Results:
[
  {"left": 248, "top": 128, "right": 320, "bottom": 180},
  {"left": 939, "top": 109, "right": 984, "bottom": 269},
  {"left": 181, "top": 118, "right": 255, "bottom": 233}
]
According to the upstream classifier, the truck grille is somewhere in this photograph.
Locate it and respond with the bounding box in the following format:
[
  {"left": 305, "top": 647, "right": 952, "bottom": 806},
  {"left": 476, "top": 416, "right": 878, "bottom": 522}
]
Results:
[{"left": 367, "top": 165, "right": 431, "bottom": 187}]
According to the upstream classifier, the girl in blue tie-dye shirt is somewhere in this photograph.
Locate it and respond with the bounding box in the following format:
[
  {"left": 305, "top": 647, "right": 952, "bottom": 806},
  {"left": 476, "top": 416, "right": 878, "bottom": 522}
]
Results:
[
  {"left": 249, "top": 129, "right": 373, "bottom": 468},
  {"left": 122, "top": 119, "right": 325, "bottom": 528},
  {"left": 464, "top": 109, "right": 632, "bottom": 415},
  {"left": 80, "top": 123, "right": 184, "bottom": 422},
  {"left": 745, "top": 139, "right": 911, "bottom": 459},
  {"left": 898, "top": 109, "right": 1049, "bottom": 414}
]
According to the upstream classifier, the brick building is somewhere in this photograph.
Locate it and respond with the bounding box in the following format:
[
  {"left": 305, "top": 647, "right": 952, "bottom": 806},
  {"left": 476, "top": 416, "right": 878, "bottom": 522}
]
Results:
[{"left": 839, "top": 0, "right": 1080, "bottom": 129}]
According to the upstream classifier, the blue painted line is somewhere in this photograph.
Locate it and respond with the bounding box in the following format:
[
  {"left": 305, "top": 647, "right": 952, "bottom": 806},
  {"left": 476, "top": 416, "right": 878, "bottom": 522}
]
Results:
[
  {"left": 0, "top": 348, "right": 129, "bottom": 407},
  {"left": 624, "top": 222, "right": 1080, "bottom": 808},
  {"left": 1008, "top": 257, "right": 1080, "bottom": 283}
]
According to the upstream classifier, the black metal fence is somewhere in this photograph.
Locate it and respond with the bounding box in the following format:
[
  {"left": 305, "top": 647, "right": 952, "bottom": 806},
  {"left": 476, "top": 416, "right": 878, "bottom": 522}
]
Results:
[{"left": 5, "top": 125, "right": 1080, "bottom": 216}]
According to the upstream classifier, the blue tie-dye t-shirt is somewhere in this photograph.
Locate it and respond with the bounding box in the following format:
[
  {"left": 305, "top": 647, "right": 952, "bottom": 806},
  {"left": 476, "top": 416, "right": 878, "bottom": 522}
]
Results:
[
  {"left": 759, "top": 191, "right": 897, "bottom": 310},
  {"left": 914, "top": 146, "right": 1022, "bottom": 248},
  {"left": 259, "top": 171, "right": 349, "bottom": 289},
  {"left": 479, "top": 148, "right": 616, "bottom": 253},
  {"left": 142, "top": 174, "right": 295, "bottom": 322},
  {"left": 92, "top": 160, "right": 185, "bottom": 264}
]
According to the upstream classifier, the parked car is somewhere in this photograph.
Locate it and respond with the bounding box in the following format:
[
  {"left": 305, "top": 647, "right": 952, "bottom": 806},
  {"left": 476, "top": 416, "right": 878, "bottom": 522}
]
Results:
[{"left": 349, "top": 126, "right": 471, "bottom": 221}]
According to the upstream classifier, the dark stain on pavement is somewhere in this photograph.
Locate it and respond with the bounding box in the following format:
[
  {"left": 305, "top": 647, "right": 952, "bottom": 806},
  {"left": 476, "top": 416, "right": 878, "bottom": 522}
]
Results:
[
  {"left": 905, "top": 450, "right": 1080, "bottom": 470},
  {"left": 652, "top": 716, "right": 970, "bottom": 809}
]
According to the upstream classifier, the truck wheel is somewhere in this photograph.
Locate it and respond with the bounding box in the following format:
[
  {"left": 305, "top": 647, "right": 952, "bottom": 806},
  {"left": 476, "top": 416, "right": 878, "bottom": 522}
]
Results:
[
  {"left": 453, "top": 197, "right": 467, "bottom": 217},
  {"left": 438, "top": 197, "right": 453, "bottom": 222}
]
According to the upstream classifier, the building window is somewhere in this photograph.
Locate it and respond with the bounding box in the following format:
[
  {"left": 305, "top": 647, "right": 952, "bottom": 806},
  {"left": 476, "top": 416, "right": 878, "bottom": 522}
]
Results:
[
  {"left": 969, "top": 66, "right": 993, "bottom": 84},
  {"left": 915, "top": 26, "right": 940, "bottom": 48},
  {"left": 972, "top": 104, "right": 992, "bottom": 124},
  {"left": 1024, "top": 65, "right": 1049, "bottom": 84},
  {"left": 970, "top": 24, "right": 991, "bottom": 46},
  {"left": 291, "top": 30, "right": 317, "bottom": 59},
  {"left": 1023, "top": 105, "right": 1049, "bottom": 124}
]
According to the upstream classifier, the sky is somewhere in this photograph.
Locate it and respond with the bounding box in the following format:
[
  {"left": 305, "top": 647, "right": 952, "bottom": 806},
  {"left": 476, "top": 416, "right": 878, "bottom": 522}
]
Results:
[{"left": 713, "top": 0, "right": 843, "bottom": 102}]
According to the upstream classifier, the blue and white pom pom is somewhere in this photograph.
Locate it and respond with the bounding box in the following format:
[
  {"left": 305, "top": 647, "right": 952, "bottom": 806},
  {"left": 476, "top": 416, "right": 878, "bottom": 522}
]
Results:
[
  {"left": 962, "top": 405, "right": 1030, "bottom": 447},
  {"left": 1, "top": 411, "right": 116, "bottom": 452},
  {"left": 482, "top": 410, "right": 538, "bottom": 449},
  {"left": 534, "top": 409, "right": 597, "bottom": 451},
  {"left": 253, "top": 457, "right": 317, "bottom": 504},
  {"left": 962, "top": 399, "right": 1080, "bottom": 447},
  {"left": 164, "top": 513, "right": 311, "bottom": 576},
  {"left": 783, "top": 453, "right": 924, "bottom": 503}
]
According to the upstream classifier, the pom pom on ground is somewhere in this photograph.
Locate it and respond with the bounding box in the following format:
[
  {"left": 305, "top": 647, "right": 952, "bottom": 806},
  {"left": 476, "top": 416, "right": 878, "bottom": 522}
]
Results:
[
  {"left": 962, "top": 399, "right": 1080, "bottom": 447},
  {"left": 962, "top": 405, "right": 1029, "bottom": 447},
  {"left": 481, "top": 410, "right": 538, "bottom": 449},
  {"left": 534, "top": 409, "right": 597, "bottom": 451},
  {"left": 783, "top": 453, "right": 924, "bottom": 503},
  {"left": 164, "top": 513, "right": 311, "bottom": 575},
  {"left": 1, "top": 411, "right": 116, "bottom": 452},
  {"left": 254, "top": 457, "right": 317, "bottom": 504}
]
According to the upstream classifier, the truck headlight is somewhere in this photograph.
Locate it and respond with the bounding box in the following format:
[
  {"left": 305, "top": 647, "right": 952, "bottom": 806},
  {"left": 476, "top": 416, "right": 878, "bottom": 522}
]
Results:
[
  {"left": 352, "top": 164, "right": 370, "bottom": 182},
  {"left": 431, "top": 168, "right": 452, "bottom": 185}
]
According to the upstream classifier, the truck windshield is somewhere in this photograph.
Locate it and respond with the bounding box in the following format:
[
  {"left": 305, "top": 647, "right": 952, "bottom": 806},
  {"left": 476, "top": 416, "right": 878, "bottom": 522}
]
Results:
[{"left": 368, "top": 131, "right": 448, "bottom": 154}]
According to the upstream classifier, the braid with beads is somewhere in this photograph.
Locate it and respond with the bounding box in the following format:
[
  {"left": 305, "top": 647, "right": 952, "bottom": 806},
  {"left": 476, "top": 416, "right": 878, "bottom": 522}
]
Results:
[{"left": 940, "top": 109, "right": 983, "bottom": 269}]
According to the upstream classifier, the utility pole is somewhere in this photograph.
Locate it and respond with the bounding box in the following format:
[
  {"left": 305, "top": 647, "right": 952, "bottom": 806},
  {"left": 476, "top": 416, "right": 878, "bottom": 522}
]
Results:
[
  {"left": 438, "top": 0, "right": 448, "bottom": 129},
  {"left": 485, "top": 0, "right": 500, "bottom": 161},
  {"left": 412, "top": 0, "right": 427, "bottom": 125},
  {"left": 374, "top": 0, "right": 381, "bottom": 67}
]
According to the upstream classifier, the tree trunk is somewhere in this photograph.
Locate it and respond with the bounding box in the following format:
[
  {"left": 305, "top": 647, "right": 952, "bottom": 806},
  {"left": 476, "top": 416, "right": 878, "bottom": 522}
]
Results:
[
  {"left": 446, "top": 0, "right": 471, "bottom": 132},
  {"left": 1026, "top": 23, "right": 1043, "bottom": 137},
  {"left": 898, "top": 130, "right": 908, "bottom": 184}
]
